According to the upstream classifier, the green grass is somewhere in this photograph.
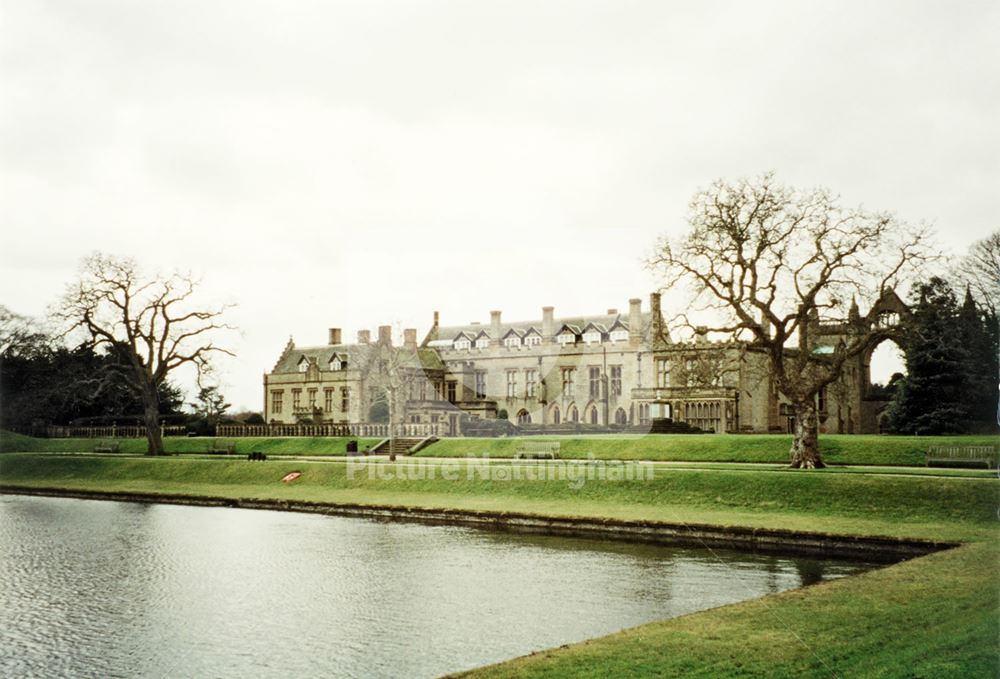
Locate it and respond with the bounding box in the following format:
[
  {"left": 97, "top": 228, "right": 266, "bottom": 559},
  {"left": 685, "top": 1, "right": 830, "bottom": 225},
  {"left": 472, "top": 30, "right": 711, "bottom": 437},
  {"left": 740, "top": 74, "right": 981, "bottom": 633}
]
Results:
[
  {"left": 5, "top": 430, "right": 996, "bottom": 467},
  {"left": 0, "top": 454, "right": 995, "bottom": 543},
  {"left": 417, "top": 434, "right": 999, "bottom": 466},
  {"left": 2, "top": 437, "right": 998, "bottom": 677},
  {"left": 0, "top": 430, "right": 380, "bottom": 455},
  {"left": 455, "top": 540, "right": 1000, "bottom": 679}
]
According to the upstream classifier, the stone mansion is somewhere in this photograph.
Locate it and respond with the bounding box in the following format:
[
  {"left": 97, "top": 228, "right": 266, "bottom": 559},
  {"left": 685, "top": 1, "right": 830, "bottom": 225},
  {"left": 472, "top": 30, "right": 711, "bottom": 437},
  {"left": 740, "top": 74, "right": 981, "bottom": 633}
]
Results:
[{"left": 263, "top": 292, "right": 904, "bottom": 436}]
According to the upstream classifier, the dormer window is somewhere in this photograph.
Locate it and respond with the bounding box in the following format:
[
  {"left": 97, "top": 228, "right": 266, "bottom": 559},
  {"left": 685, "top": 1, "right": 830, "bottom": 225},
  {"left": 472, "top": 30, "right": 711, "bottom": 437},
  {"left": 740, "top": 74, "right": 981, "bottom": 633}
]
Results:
[
  {"left": 298, "top": 359, "right": 309, "bottom": 373},
  {"left": 454, "top": 339, "right": 471, "bottom": 350},
  {"left": 609, "top": 329, "right": 628, "bottom": 343},
  {"left": 557, "top": 333, "right": 576, "bottom": 346},
  {"left": 524, "top": 335, "right": 541, "bottom": 347},
  {"left": 582, "top": 331, "right": 602, "bottom": 345},
  {"left": 329, "top": 359, "right": 346, "bottom": 371},
  {"left": 504, "top": 336, "right": 521, "bottom": 348},
  {"left": 475, "top": 337, "right": 490, "bottom": 349}
]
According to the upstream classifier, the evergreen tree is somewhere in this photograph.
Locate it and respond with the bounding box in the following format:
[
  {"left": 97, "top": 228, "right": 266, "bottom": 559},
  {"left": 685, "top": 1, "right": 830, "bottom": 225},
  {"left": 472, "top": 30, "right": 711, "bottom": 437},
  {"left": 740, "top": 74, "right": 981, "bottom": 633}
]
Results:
[
  {"left": 958, "top": 286, "right": 999, "bottom": 430},
  {"left": 885, "top": 278, "right": 970, "bottom": 434}
]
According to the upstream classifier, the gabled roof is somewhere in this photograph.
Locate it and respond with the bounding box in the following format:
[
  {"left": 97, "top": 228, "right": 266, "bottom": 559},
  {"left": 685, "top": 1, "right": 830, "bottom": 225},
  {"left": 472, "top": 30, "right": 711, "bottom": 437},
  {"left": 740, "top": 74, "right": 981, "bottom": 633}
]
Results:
[
  {"left": 425, "top": 310, "right": 655, "bottom": 348},
  {"left": 502, "top": 327, "right": 525, "bottom": 339},
  {"left": 472, "top": 328, "right": 491, "bottom": 340},
  {"left": 522, "top": 326, "right": 542, "bottom": 336},
  {"left": 581, "top": 322, "right": 607, "bottom": 334},
  {"left": 271, "top": 343, "right": 444, "bottom": 374},
  {"left": 453, "top": 330, "right": 475, "bottom": 341},
  {"left": 557, "top": 323, "right": 582, "bottom": 336}
]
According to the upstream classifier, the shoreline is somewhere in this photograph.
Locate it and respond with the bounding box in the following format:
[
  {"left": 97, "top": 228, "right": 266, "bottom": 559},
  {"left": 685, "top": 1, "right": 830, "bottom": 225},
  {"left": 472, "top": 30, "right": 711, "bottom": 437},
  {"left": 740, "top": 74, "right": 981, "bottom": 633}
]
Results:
[{"left": 0, "top": 484, "right": 955, "bottom": 562}]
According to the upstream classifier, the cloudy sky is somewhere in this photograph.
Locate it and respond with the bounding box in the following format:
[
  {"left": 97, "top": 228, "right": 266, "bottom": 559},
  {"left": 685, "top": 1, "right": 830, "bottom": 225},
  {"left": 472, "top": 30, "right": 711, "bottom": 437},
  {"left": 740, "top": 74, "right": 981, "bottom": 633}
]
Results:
[{"left": 2, "top": 0, "right": 997, "bottom": 410}]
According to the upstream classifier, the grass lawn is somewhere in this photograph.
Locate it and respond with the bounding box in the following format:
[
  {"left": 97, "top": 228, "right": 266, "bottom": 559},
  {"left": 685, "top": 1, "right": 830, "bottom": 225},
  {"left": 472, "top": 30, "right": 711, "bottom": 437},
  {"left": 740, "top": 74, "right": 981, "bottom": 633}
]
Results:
[
  {"left": 455, "top": 540, "right": 999, "bottom": 679},
  {"left": 1, "top": 439, "right": 998, "bottom": 677},
  {"left": 417, "top": 433, "right": 999, "bottom": 466},
  {"left": 4, "top": 430, "right": 997, "bottom": 467},
  {"left": 1, "top": 454, "right": 995, "bottom": 543}
]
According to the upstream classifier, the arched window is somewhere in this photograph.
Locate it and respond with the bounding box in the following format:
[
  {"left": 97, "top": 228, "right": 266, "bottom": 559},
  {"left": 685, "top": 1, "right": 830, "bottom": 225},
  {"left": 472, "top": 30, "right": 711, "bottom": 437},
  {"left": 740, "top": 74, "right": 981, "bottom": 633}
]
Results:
[
  {"left": 516, "top": 409, "right": 531, "bottom": 424},
  {"left": 551, "top": 405, "right": 561, "bottom": 424},
  {"left": 614, "top": 408, "right": 627, "bottom": 425},
  {"left": 569, "top": 405, "right": 579, "bottom": 423},
  {"left": 589, "top": 407, "right": 598, "bottom": 424}
]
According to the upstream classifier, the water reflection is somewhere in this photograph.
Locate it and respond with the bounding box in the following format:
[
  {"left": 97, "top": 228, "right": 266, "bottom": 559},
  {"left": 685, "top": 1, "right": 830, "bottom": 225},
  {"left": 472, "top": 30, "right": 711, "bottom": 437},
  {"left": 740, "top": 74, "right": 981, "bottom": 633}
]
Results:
[{"left": 0, "top": 495, "right": 874, "bottom": 678}]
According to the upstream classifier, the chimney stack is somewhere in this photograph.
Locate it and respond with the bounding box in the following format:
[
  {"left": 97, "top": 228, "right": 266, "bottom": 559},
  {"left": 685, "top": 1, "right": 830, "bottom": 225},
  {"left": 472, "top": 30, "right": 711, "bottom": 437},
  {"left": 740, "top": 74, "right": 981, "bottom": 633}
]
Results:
[
  {"left": 357, "top": 329, "right": 371, "bottom": 344},
  {"left": 695, "top": 326, "right": 708, "bottom": 344},
  {"left": 403, "top": 328, "right": 417, "bottom": 349},
  {"left": 377, "top": 325, "right": 392, "bottom": 346},
  {"left": 607, "top": 308, "right": 618, "bottom": 315},
  {"left": 628, "top": 298, "right": 642, "bottom": 344},
  {"left": 650, "top": 292, "right": 663, "bottom": 341},
  {"left": 433, "top": 311, "right": 440, "bottom": 327},
  {"left": 328, "top": 328, "right": 342, "bottom": 345},
  {"left": 542, "top": 306, "right": 555, "bottom": 341},
  {"left": 490, "top": 310, "right": 502, "bottom": 342},
  {"left": 760, "top": 309, "right": 772, "bottom": 339}
]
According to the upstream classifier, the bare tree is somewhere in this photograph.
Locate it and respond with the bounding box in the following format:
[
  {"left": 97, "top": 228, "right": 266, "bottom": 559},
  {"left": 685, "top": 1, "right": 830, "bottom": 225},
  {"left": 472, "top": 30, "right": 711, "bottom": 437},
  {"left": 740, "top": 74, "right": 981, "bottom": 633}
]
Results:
[
  {"left": 0, "top": 306, "right": 47, "bottom": 357},
  {"left": 55, "top": 254, "right": 235, "bottom": 455},
  {"left": 356, "top": 329, "right": 429, "bottom": 456},
  {"left": 651, "top": 174, "right": 934, "bottom": 468},
  {"left": 956, "top": 231, "right": 999, "bottom": 315}
]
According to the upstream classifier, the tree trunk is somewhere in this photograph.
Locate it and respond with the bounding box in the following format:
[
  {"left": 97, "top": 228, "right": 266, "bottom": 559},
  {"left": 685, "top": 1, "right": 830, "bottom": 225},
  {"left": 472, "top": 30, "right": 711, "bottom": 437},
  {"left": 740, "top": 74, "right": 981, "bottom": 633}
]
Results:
[
  {"left": 141, "top": 383, "right": 164, "bottom": 456},
  {"left": 789, "top": 400, "right": 824, "bottom": 469}
]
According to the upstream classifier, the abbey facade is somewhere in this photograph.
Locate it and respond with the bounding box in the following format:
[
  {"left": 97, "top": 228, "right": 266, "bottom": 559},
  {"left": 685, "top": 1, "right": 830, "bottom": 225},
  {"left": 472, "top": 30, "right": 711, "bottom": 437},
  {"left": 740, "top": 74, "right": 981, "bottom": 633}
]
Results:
[{"left": 263, "top": 293, "right": 904, "bottom": 436}]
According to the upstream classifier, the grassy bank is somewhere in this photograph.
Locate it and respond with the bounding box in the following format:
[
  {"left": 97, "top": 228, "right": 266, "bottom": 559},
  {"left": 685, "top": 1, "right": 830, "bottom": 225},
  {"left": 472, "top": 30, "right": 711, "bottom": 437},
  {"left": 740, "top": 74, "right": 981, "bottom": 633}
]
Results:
[
  {"left": 0, "top": 430, "right": 380, "bottom": 455},
  {"left": 417, "top": 434, "right": 999, "bottom": 466},
  {"left": 2, "top": 450, "right": 997, "bottom": 677},
  {"left": 1, "top": 454, "right": 995, "bottom": 543},
  {"left": 456, "top": 540, "right": 999, "bottom": 679},
  {"left": 6, "top": 430, "right": 996, "bottom": 466}
]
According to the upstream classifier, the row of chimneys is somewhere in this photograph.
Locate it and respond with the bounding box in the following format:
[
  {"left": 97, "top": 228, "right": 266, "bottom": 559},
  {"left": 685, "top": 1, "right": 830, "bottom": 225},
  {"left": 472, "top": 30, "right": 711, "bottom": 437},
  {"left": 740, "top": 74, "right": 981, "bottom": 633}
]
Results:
[
  {"left": 325, "top": 293, "right": 664, "bottom": 350},
  {"left": 327, "top": 326, "right": 419, "bottom": 349},
  {"left": 493, "top": 294, "right": 661, "bottom": 341}
]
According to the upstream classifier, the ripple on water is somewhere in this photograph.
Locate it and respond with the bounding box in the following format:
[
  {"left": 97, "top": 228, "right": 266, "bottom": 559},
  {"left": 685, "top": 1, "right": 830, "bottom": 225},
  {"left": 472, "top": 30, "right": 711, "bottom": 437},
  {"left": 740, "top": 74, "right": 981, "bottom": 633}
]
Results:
[{"left": 0, "top": 495, "right": 877, "bottom": 679}]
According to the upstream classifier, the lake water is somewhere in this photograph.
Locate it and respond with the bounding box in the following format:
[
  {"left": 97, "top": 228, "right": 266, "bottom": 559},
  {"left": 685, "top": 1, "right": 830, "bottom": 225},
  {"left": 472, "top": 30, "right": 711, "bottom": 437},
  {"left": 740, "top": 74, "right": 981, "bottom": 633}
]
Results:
[{"left": 0, "top": 494, "right": 876, "bottom": 678}]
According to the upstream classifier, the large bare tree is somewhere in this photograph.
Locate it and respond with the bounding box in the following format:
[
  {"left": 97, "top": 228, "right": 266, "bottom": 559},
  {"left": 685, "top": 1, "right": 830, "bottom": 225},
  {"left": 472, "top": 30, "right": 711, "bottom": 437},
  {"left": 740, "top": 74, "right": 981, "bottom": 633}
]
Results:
[
  {"left": 56, "top": 254, "right": 234, "bottom": 455},
  {"left": 356, "top": 329, "right": 428, "bottom": 456},
  {"left": 956, "top": 231, "right": 999, "bottom": 316},
  {"left": 651, "top": 174, "right": 934, "bottom": 468}
]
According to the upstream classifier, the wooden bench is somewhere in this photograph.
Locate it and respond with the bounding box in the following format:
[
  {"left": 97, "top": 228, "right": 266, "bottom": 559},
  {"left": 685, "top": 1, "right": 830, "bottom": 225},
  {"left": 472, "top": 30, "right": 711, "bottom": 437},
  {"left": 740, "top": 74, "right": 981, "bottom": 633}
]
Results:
[
  {"left": 514, "top": 441, "right": 561, "bottom": 460},
  {"left": 926, "top": 445, "right": 997, "bottom": 468},
  {"left": 210, "top": 440, "right": 237, "bottom": 455},
  {"left": 94, "top": 442, "right": 120, "bottom": 453}
]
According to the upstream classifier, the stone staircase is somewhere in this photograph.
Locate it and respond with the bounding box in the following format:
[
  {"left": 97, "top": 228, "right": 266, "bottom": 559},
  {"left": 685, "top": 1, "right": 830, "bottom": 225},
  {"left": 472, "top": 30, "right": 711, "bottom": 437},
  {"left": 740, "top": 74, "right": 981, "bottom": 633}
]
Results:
[{"left": 369, "top": 436, "right": 427, "bottom": 456}]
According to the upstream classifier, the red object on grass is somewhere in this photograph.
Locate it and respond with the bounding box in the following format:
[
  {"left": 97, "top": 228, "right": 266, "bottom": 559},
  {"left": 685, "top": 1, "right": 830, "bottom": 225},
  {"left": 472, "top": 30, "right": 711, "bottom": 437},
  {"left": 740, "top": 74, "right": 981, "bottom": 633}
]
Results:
[{"left": 281, "top": 471, "right": 302, "bottom": 483}]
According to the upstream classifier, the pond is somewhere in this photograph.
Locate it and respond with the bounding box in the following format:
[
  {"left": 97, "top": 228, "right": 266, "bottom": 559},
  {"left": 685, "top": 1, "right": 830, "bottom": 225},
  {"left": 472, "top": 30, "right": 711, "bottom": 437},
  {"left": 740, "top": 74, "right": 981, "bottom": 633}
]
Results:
[{"left": 0, "top": 494, "right": 877, "bottom": 678}]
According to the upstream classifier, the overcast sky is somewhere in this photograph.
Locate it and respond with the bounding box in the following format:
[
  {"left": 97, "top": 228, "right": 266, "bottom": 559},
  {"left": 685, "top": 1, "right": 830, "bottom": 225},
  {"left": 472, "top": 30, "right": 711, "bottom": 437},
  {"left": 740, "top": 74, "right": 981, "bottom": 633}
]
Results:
[{"left": 2, "top": 0, "right": 997, "bottom": 410}]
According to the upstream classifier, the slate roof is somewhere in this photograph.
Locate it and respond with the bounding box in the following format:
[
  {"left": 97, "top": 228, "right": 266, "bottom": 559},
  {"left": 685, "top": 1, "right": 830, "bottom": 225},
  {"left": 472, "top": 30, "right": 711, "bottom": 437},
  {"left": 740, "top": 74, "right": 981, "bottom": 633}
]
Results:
[
  {"left": 271, "top": 343, "right": 444, "bottom": 374},
  {"left": 428, "top": 311, "right": 652, "bottom": 345}
]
